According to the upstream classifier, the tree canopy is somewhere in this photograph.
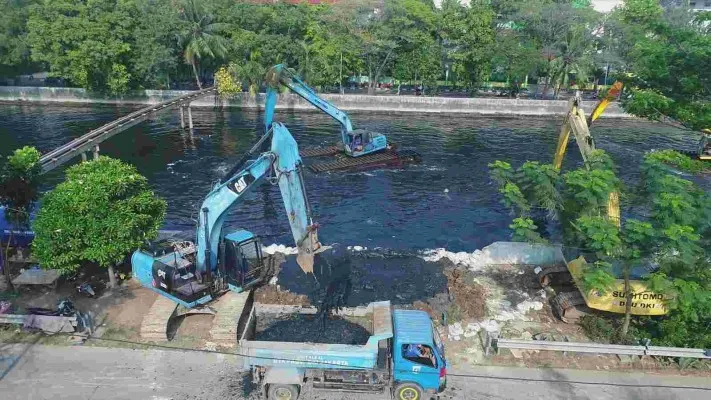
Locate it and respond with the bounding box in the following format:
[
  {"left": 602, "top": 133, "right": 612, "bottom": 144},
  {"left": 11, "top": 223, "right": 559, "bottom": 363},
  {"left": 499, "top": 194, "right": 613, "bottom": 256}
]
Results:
[
  {"left": 1, "top": 0, "right": 707, "bottom": 130},
  {"left": 489, "top": 149, "right": 710, "bottom": 347},
  {"left": 33, "top": 157, "right": 166, "bottom": 287},
  {"left": 611, "top": 0, "right": 710, "bottom": 130},
  {"left": 0, "top": 0, "right": 606, "bottom": 95}
]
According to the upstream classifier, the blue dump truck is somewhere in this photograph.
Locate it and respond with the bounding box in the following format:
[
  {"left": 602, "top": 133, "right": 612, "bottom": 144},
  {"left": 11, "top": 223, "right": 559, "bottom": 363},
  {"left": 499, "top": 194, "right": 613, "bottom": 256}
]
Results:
[{"left": 237, "top": 298, "right": 447, "bottom": 400}]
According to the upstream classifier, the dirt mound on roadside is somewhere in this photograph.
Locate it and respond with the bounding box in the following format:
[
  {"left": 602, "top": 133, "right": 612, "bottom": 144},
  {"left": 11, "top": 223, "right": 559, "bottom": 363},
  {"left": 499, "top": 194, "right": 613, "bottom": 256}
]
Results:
[
  {"left": 445, "top": 268, "right": 487, "bottom": 320},
  {"left": 413, "top": 264, "right": 487, "bottom": 323}
]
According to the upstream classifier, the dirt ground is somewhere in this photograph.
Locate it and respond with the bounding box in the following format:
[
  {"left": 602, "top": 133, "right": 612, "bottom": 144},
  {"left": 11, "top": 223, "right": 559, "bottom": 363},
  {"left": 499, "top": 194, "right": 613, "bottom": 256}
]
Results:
[
  {"left": 2, "top": 256, "right": 710, "bottom": 376},
  {"left": 253, "top": 284, "right": 310, "bottom": 306},
  {"left": 413, "top": 265, "right": 487, "bottom": 325}
]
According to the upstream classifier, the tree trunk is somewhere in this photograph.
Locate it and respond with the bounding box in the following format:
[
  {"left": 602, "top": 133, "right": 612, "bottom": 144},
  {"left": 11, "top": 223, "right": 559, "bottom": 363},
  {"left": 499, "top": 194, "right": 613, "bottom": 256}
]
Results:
[
  {"left": 2, "top": 236, "right": 15, "bottom": 291},
  {"left": 339, "top": 51, "right": 344, "bottom": 95},
  {"left": 107, "top": 264, "right": 117, "bottom": 289},
  {"left": 621, "top": 272, "right": 632, "bottom": 338},
  {"left": 191, "top": 59, "right": 202, "bottom": 90},
  {"left": 369, "top": 49, "right": 393, "bottom": 96},
  {"left": 542, "top": 59, "right": 551, "bottom": 99},
  {"left": 542, "top": 76, "right": 549, "bottom": 99},
  {"left": 554, "top": 63, "right": 568, "bottom": 100}
]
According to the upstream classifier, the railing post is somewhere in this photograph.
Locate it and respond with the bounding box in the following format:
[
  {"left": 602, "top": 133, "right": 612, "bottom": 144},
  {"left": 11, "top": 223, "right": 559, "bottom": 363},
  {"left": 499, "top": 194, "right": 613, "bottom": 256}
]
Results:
[
  {"left": 93, "top": 145, "right": 100, "bottom": 160},
  {"left": 81, "top": 152, "right": 87, "bottom": 162},
  {"left": 180, "top": 105, "right": 185, "bottom": 129},
  {"left": 187, "top": 103, "right": 194, "bottom": 130}
]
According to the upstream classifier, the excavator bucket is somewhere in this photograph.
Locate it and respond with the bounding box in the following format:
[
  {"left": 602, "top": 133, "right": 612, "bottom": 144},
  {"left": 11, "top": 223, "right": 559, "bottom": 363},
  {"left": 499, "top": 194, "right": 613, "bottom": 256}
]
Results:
[
  {"left": 271, "top": 122, "right": 323, "bottom": 274},
  {"left": 588, "top": 81, "right": 623, "bottom": 126}
]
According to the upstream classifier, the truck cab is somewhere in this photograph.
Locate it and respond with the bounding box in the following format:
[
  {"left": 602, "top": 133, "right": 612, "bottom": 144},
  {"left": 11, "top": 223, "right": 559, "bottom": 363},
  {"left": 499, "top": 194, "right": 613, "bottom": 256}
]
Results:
[{"left": 392, "top": 310, "right": 447, "bottom": 398}]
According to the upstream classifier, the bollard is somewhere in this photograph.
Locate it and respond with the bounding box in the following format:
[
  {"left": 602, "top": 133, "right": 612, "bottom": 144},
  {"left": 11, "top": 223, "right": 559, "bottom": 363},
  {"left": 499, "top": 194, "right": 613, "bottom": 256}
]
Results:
[
  {"left": 180, "top": 105, "right": 185, "bottom": 129},
  {"left": 93, "top": 145, "right": 100, "bottom": 160},
  {"left": 81, "top": 153, "right": 87, "bottom": 162},
  {"left": 187, "top": 105, "right": 194, "bottom": 130}
]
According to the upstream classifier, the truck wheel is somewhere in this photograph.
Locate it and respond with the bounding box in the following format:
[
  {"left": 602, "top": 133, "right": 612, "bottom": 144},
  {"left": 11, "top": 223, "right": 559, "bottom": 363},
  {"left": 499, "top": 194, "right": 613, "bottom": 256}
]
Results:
[
  {"left": 268, "top": 384, "right": 299, "bottom": 400},
  {"left": 394, "top": 382, "right": 423, "bottom": 400}
]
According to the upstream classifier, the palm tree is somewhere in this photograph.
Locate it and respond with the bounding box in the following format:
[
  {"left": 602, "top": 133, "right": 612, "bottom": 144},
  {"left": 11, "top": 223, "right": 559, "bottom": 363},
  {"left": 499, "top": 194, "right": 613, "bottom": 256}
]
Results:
[{"left": 177, "top": 0, "right": 230, "bottom": 89}]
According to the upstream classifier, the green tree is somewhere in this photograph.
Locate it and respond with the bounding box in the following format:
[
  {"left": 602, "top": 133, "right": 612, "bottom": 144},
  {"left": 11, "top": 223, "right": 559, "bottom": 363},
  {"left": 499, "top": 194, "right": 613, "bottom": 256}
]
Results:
[
  {"left": 617, "top": 0, "right": 710, "bottom": 130},
  {"left": 0, "top": 0, "right": 39, "bottom": 78},
  {"left": 438, "top": 0, "right": 495, "bottom": 89},
  {"left": 517, "top": 1, "right": 599, "bottom": 98},
  {"left": 490, "top": 149, "right": 710, "bottom": 341},
  {"left": 392, "top": 43, "right": 442, "bottom": 94},
  {"left": 33, "top": 157, "right": 166, "bottom": 288},
  {"left": 0, "top": 146, "right": 41, "bottom": 289},
  {"left": 488, "top": 160, "right": 560, "bottom": 243},
  {"left": 303, "top": 9, "right": 362, "bottom": 90},
  {"left": 177, "top": 0, "right": 230, "bottom": 89},
  {"left": 27, "top": 0, "right": 137, "bottom": 94},
  {"left": 132, "top": 0, "right": 182, "bottom": 89},
  {"left": 490, "top": 30, "right": 541, "bottom": 95}
]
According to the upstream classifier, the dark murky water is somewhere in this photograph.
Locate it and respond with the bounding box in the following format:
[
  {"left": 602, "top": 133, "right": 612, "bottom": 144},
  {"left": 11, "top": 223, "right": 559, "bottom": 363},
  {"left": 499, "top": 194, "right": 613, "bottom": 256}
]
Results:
[
  {"left": 1, "top": 103, "right": 697, "bottom": 251},
  {"left": 0, "top": 103, "right": 699, "bottom": 305}
]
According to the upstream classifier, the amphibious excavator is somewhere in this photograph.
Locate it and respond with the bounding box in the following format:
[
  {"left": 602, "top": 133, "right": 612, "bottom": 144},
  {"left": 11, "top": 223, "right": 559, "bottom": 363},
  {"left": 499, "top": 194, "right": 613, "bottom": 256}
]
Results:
[
  {"left": 264, "top": 64, "right": 420, "bottom": 172},
  {"left": 131, "top": 122, "right": 323, "bottom": 309},
  {"left": 539, "top": 82, "right": 671, "bottom": 322}
]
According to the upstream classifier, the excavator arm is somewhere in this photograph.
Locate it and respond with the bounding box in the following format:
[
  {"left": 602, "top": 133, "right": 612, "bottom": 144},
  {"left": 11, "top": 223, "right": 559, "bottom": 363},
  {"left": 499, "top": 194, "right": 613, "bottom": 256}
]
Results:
[
  {"left": 264, "top": 64, "right": 354, "bottom": 143},
  {"left": 553, "top": 86, "right": 621, "bottom": 225},
  {"left": 196, "top": 122, "right": 321, "bottom": 274},
  {"left": 264, "top": 65, "right": 389, "bottom": 158}
]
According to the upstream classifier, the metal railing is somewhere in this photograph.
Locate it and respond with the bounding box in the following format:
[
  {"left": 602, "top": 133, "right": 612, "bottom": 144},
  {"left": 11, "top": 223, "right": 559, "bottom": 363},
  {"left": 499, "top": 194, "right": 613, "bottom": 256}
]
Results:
[
  {"left": 494, "top": 338, "right": 711, "bottom": 359},
  {"left": 39, "top": 87, "right": 216, "bottom": 173}
]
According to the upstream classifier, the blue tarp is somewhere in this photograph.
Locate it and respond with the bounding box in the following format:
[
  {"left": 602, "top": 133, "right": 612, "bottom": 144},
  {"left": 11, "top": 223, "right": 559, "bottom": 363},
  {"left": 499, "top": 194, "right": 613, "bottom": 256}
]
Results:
[{"left": 0, "top": 206, "right": 35, "bottom": 247}]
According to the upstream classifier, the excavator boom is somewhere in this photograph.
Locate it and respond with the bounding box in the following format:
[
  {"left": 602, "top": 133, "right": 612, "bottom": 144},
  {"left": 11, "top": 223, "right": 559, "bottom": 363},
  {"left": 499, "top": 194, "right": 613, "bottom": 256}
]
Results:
[
  {"left": 196, "top": 122, "right": 320, "bottom": 274},
  {"left": 131, "top": 122, "right": 321, "bottom": 310},
  {"left": 265, "top": 64, "right": 353, "bottom": 139}
]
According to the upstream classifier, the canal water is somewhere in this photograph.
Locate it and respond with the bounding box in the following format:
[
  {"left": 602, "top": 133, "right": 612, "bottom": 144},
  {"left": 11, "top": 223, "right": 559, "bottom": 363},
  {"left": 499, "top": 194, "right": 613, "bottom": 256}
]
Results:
[{"left": 0, "top": 103, "right": 699, "bottom": 306}]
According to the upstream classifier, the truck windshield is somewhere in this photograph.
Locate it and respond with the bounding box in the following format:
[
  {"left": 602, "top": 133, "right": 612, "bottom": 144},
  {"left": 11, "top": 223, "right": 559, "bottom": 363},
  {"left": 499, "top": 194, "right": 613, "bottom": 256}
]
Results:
[{"left": 432, "top": 324, "right": 445, "bottom": 360}]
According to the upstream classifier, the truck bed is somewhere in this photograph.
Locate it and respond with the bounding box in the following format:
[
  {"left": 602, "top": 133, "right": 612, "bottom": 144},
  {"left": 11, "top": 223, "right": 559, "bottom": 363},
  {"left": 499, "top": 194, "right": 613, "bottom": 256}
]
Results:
[
  {"left": 238, "top": 301, "right": 394, "bottom": 371},
  {"left": 255, "top": 313, "right": 371, "bottom": 345}
]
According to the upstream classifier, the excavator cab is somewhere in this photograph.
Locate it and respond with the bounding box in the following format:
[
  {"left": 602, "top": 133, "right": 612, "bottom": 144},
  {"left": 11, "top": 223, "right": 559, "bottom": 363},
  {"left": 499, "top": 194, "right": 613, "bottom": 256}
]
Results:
[
  {"left": 345, "top": 129, "right": 388, "bottom": 157},
  {"left": 221, "top": 230, "right": 269, "bottom": 291}
]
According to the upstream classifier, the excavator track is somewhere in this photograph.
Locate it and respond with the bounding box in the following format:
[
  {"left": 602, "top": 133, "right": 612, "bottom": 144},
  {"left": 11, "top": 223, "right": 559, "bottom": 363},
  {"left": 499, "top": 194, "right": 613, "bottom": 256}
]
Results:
[
  {"left": 309, "top": 149, "right": 421, "bottom": 173},
  {"left": 550, "top": 291, "right": 588, "bottom": 324},
  {"left": 535, "top": 264, "right": 587, "bottom": 324},
  {"left": 535, "top": 264, "right": 573, "bottom": 287}
]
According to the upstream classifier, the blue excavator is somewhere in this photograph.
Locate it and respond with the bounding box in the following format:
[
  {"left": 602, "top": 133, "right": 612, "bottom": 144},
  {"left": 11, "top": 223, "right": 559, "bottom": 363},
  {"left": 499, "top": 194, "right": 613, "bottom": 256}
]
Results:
[
  {"left": 265, "top": 65, "right": 420, "bottom": 173},
  {"left": 131, "top": 122, "right": 322, "bottom": 309}
]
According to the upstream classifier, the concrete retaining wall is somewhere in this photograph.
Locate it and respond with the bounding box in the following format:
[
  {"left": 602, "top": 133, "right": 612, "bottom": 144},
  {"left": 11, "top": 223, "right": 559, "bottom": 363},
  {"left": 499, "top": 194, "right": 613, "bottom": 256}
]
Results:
[{"left": 0, "top": 86, "right": 631, "bottom": 118}]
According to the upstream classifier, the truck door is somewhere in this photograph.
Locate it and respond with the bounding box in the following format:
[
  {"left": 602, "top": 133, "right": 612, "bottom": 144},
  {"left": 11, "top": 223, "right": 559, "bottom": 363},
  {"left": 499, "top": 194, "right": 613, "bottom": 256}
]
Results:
[{"left": 395, "top": 343, "right": 441, "bottom": 392}]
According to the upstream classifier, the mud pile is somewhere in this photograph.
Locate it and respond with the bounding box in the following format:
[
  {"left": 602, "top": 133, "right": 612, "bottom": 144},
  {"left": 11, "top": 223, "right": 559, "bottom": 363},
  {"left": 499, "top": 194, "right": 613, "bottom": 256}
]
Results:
[{"left": 255, "top": 314, "right": 371, "bottom": 345}]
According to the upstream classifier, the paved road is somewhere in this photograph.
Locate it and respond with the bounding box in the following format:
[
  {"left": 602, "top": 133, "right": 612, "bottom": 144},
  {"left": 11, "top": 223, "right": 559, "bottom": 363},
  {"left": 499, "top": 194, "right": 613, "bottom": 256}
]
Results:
[{"left": 1, "top": 343, "right": 709, "bottom": 400}]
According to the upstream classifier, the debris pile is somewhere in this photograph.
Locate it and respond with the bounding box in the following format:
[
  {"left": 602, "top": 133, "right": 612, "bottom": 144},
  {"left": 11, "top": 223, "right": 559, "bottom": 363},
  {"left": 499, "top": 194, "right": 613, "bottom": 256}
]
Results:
[{"left": 255, "top": 314, "right": 370, "bottom": 345}]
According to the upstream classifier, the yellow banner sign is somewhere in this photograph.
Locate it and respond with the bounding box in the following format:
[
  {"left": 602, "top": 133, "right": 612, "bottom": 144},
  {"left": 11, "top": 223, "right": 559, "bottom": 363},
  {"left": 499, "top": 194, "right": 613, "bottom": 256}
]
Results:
[{"left": 567, "top": 257, "right": 668, "bottom": 316}]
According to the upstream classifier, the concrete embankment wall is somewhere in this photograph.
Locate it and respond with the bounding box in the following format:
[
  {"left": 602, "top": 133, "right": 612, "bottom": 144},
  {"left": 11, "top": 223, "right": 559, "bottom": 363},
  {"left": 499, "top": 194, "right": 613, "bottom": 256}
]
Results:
[{"left": 0, "top": 86, "right": 631, "bottom": 118}]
